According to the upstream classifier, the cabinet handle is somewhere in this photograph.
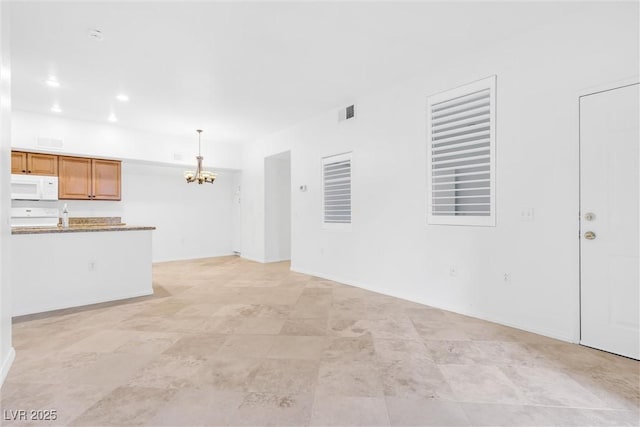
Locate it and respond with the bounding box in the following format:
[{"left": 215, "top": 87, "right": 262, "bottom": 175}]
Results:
[
  {"left": 21, "top": 170, "right": 26, "bottom": 173},
  {"left": 27, "top": 170, "right": 31, "bottom": 174}
]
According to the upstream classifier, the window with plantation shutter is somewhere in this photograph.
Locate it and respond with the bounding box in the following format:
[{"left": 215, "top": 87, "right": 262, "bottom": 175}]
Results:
[
  {"left": 427, "top": 76, "right": 496, "bottom": 226},
  {"left": 322, "top": 152, "right": 352, "bottom": 230}
]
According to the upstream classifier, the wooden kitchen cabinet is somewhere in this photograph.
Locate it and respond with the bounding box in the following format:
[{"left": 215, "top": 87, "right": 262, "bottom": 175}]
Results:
[
  {"left": 92, "top": 159, "right": 121, "bottom": 200},
  {"left": 11, "top": 151, "right": 58, "bottom": 176},
  {"left": 59, "top": 156, "right": 121, "bottom": 200},
  {"left": 29, "top": 153, "right": 59, "bottom": 176},
  {"left": 11, "top": 151, "right": 27, "bottom": 174},
  {"left": 59, "top": 156, "right": 92, "bottom": 199}
]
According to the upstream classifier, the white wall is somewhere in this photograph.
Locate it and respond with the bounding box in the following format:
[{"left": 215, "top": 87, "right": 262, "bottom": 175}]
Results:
[
  {"left": 13, "top": 162, "right": 238, "bottom": 262},
  {"left": 241, "top": 3, "right": 639, "bottom": 342},
  {"left": 11, "top": 111, "right": 242, "bottom": 170},
  {"left": 12, "top": 230, "right": 153, "bottom": 316},
  {"left": 264, "top": 152, "right": 291, "bottom": 262},
  {"left": 0, "top": 0, "right": 15, "bottom": 386}
]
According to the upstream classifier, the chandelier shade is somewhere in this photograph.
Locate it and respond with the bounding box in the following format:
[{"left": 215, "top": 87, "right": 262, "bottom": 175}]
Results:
[{"left": 185, "top": 129, "right": 216, "bottom": 184}]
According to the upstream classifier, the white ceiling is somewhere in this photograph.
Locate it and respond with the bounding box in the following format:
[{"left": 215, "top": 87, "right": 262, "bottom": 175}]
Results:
[{"left": 10, "top": 1, "right": 580, "bottom": 144}]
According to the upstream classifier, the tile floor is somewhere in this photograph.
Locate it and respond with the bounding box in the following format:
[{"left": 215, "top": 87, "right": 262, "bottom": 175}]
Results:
[{"left": 0, "top": 256, "right": 638, "bottom": 426}]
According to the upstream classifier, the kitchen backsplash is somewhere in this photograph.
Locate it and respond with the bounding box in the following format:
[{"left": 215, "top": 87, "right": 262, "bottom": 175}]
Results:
[
  {"left": 61, "top": 217, "right": 124, "bottom": 226},
  {"left": 11, "top": 199, "right": 124, "bottom": 218}
]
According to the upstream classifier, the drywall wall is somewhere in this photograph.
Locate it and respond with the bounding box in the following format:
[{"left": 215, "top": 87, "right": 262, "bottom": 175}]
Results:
[
  {"left": 12, "top": 162, "right": 238, "bottom": 262},
  {"left": 0, "top": 0, "right": 15, "bottom": 387},
  {"left": 264, "top": 151, "right": 291, "bottom": 262},
  {"left": 12, "top": 230, "right": 153, "bottom": 316},
  {"left": 11, "top": 111, "right": 243, "bottom": 170},
  {"left": 241, "top": 3, "right": 639, "bottom": 342}
]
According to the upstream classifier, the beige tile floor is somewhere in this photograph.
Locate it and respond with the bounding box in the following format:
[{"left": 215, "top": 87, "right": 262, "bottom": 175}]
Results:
[{"left": 0, "top": 256, "right": 638, "bottom": 427}]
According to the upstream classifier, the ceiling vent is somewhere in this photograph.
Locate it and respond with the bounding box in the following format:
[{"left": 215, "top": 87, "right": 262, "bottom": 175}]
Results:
[
  {"left": 36, "top": 137, "right": 64, "bottom": 150},
  {"left": 338, "top": 104, "right": 355, "bottom": 122}
]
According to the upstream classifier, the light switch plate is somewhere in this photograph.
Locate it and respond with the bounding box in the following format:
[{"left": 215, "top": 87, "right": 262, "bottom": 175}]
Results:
[{"left": 449, "top": 265, "right": 458, "bottom": 277}]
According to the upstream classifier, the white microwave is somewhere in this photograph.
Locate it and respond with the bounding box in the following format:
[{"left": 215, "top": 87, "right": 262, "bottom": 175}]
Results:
[{"left": 11, "top": 174, "right": 59, "bottom": 201}]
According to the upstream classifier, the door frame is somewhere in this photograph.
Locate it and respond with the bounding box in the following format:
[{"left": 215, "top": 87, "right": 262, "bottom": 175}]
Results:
[
  {"left": 578, "top": 77, "right": 639, "bottom": 345},
  {"left": 263, "top": 150, "right": 292, "bottom": 263}
]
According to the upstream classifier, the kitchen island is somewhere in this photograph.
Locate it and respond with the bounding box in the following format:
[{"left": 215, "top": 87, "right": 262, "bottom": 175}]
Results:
[{"left": 11, "top": 222, "right": 155, "bottom": 316}]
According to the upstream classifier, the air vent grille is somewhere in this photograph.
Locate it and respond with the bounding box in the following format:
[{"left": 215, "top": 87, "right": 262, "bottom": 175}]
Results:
[{"left": 338, "top": 104, "right": 356, "bottom": 122}]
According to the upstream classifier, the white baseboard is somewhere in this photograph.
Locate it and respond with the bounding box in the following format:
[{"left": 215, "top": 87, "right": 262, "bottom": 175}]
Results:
[
  {"left": 264, "top": 257, "right": 291, "bottom": 264},
  {"left": 290, "top": 266, "right": 575, "bottom": 344},
  {"left": 0, "top": 347, "right": 16, "bottom": 387},
  {"left": 13, "top": 290, "right": 154, "bottom": 318},
  {"left": 152, "top": 252, "right": 236, "bottom": 263},
  {"left": 240, "top": 254, "right": 266, "bottom": 263}
]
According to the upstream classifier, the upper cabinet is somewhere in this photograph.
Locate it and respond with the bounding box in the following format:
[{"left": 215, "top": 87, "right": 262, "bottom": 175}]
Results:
[
  {"left": 92, "top": 159, "right": 121, "bottom": 201},
  {"left": 11, "top": 151, "right": 58, "bottom": 176},
  {"left": 59, "top": 157, "right": 121, "bottom": 201},
  {"left": 12, "top": 150, "right": 122, "bottom": 201},
  {"left": 58, "top": 156, "right": 92, "bottom": 200},
  {"left": 11, "top": 152, "right": 27, "bottom": 174}
]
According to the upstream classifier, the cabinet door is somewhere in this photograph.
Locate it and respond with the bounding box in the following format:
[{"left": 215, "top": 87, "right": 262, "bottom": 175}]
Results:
[
  {"left": 11, "top": 151, "right": 27, "bottom": 174},
  {"left": 92, "top": 159, "right": 121, "bottom": 200},
  {"left": 28, "top": 153, "right": 58, "bottom": 176},
  {"left": 59, "top": 157, "right": 92, "bottom": 200}
]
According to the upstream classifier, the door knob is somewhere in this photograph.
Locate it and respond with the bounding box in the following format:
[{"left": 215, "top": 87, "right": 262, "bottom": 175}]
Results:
[{"left": 584, "top": 231, "right": 596, "bottom": 240}]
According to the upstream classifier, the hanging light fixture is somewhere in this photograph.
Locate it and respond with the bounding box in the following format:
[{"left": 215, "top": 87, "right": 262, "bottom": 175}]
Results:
[{"left": 185, "top": 129, "right": 216, "bottom": 184}]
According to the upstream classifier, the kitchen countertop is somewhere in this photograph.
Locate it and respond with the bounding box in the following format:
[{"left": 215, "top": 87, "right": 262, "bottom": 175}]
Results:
[{"left": 12, "top": 225, "right": 156, "bottom": 235}]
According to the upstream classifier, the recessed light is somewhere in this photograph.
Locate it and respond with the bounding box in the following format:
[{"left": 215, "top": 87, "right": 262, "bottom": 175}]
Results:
[
  {"left": 45, "top": 77, "right": 60, "bottom": 88},
  {"left": 108, "top": 113, "right": 117, "bottom": 123},
  {"left": 116, "top": 94, "right": 129, "bottom": 102},
  {"left": 51, "top": 104, "right": 62, "bottom": 113}
]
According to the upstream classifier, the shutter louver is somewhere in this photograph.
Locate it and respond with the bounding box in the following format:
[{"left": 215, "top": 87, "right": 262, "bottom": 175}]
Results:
[
  {"left": 427, "top": 76, "right": 496, "bottom": 226},
  {"left": 323, "top": 153, "right": 352, "bottom": 227}
]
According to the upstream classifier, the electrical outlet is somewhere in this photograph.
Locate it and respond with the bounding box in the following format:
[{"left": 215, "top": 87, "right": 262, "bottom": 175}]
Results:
[
  {"left": 503, "top": 272, "right": 511, "bottom": 283},
  {"left": 88, "top": 261, "right": 96, "bottom": 271},
  {"left": 520, "top": 208, "right": 534, "bottom": 221},
  {"left": 449, "top": 265, "right": 458, "bottom": 277}
]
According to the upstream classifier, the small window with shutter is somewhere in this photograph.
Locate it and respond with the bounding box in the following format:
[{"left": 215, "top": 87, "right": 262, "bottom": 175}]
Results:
[
  {"left": 322, "top": 152, "right": 352, "bottom": 230},
  {"left": 427, "top": 76, "right": 496, "bottom": 226}
]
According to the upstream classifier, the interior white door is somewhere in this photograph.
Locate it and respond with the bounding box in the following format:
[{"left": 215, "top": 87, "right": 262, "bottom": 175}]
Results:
[{"left": 580, "top": 83, "right": 639, "bottom": 360}]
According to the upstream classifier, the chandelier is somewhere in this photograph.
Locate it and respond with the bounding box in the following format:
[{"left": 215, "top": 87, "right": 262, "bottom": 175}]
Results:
[{"left": 184, "top": 129, "right": 216, "bottom": 184}]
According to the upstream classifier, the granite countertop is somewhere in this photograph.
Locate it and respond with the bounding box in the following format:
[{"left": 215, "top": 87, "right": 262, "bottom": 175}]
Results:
[
  {"left": 12, "top": 216, "right": 155, "bottom": 235},
  {"left": 12, "top": 225, "right": 156, "bottom": 235}
]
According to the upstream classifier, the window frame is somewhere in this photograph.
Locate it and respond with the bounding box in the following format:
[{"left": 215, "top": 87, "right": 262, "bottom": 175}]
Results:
[
  {"left": 321, "top": 151, "right": 353, "bottom": 231},
  {"left": 426, "top": 75, "right": 497, "bottom": 227}
]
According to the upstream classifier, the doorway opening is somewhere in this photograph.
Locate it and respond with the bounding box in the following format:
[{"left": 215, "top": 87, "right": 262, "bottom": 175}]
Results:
[{"left": 264, "top": 151, "right": 291, "bottom": 263}]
